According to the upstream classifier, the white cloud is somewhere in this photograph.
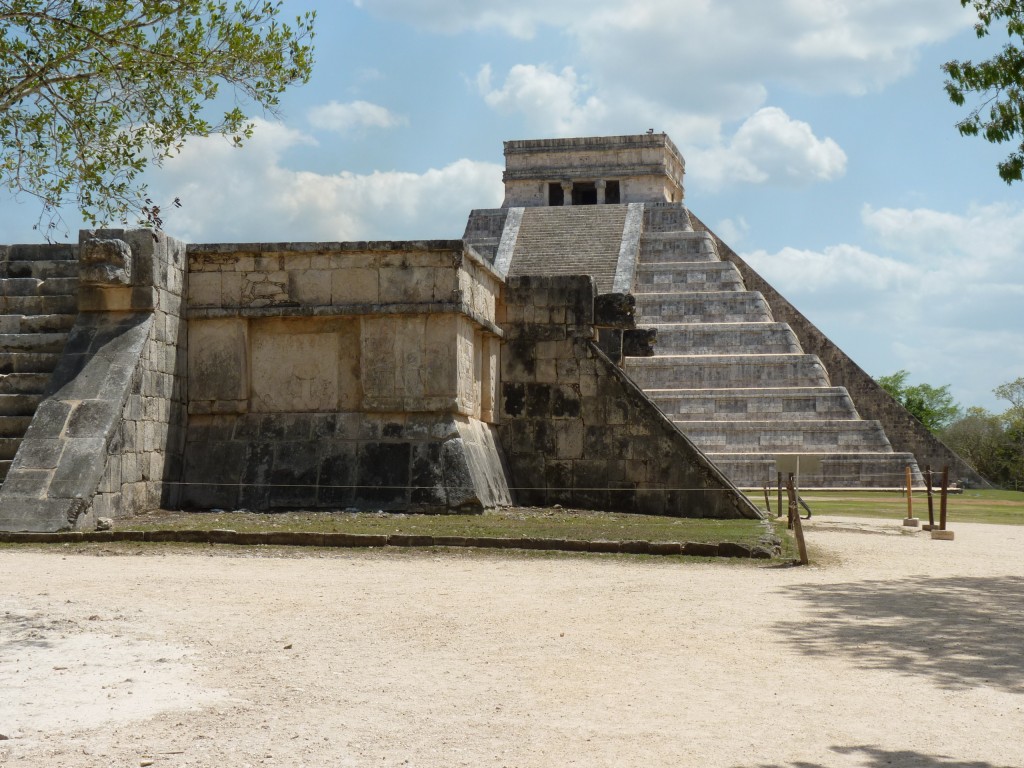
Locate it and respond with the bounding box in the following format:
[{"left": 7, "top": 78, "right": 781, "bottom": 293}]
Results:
[
  {"left": 359, "top": 0, "right": 972, "bottom": 115},
  {"left": 307, "top": 100, "right": 406, "bottom": 133},
  {"left": 714, "top": 216, "right": 749, "bottom": 245},
  {"left": 740, "top": 202, "right": 1024, "bottom": 408},
  {"left": 689, "top": 108, "right": 847, "bottom": 188},
  {"left": 145, "top": 120, "right": 503, "bottom": 243},
  {"left": 745, "top": 243, "right": 914, "bottom": 293},
  {"left": 476, "top": 64, "right": 607, "bottom": 135}
]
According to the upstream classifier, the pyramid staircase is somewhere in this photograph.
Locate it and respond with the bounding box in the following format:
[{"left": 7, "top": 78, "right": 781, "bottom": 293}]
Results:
[
  {"left": 0, "top": 245, "right": 79, "bottom": 489},
  {"left": 509, "top": 205, "right": 629, "bottom": 293},
  {"left": 622, "top": 204, "right": 922, "bottom": 488}
]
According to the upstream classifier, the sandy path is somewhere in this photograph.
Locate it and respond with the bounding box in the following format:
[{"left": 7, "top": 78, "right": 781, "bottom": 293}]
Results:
[{"left": 1, "top": 517, "right": 1022, "bottom": 768}]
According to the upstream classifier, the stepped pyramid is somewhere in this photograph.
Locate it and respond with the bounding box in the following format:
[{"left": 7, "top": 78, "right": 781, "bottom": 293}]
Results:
[
  {"left": 465, "top": 132, "right": 971, "bottom": 489},
  {"left": 622, "top": 203, "right": 921, "bottom": 488},
  {"left": 0, "top": 245, "right": 79, "bottom": 488}
]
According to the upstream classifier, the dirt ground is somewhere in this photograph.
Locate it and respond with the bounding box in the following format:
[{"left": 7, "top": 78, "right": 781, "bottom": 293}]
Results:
[{"left": 1, "top": 516, "right": 1022, "bottom": 768}]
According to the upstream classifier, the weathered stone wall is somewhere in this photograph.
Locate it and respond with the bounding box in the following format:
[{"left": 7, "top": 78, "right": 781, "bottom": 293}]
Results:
[
  {"left": 181, "top": 241, "right": 512, "bottom": 512},
  {"left": 0, "top": 230, "right": 188, "bottom": 531},
  {"left": 690, "top": 214, "right": 986, "bottom": 486},
  {"left": 90, "top": 231, "right": 189, "bottom": 519},
  {"left": 502, "top": 134, "right": 685, "bottom": 207},
  {"left": 496, "top": 275, "right": 761, "bottom": 519}
]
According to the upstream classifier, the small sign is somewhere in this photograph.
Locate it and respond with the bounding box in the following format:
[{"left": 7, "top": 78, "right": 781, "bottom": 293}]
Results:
[{"left": 774, "top": 454, "right": 825, "bottom": 475}]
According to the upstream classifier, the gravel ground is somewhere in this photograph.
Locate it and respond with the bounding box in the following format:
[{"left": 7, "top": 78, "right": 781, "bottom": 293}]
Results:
[{"left": 1, "top": 515, "right": 1022, "bottom": 768}]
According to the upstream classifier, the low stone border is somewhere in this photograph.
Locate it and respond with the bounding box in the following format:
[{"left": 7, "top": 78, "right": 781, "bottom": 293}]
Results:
[{"left": 0, "top": 529, "right": 775, "bottom": 559}]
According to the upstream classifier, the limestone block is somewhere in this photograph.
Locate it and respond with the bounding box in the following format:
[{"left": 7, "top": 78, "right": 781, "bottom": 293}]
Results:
[
  {"left": 78, "top": 286, "right": 134, "bottom": 312},
  {"left": 80, "top": 237, "right": 132, "bottom": 286},
  {"left": 188, "top": 271, "right": 222, "bottom": 308},
  {"left": 254, "top": 254, "right": 282, "bottom": 271},
  {"left": 289, "top": 269, "right": 332, "bottom": 305},
  {"left": 455, "top": 319, "right": 479, "bottom": 417},
  {"left": 360, "top": 316, "right": 399, "bottom": 402},
  {"left": 188, "top": 319, "right": 248, "bottom": 405},
  {"left": 379, "top": 264, "right": 437, "bottom": 304},
  {"left": 221, "top": 272, "right": 243, "bottom": 306},
  {"left": 425, "top": 315, "right": 460, "bottom": 402},
  {"left": 480, "top": 335, "right": 499, "bottom": 423},
  {"left": 251, "top": 319, "right": 340, "bottom": 412},
  {"left": 331, "top": 267, "right": 378, "bottom": 304},
  {"left": 335, "top": 319, "right": 362, "bottom": 411}
]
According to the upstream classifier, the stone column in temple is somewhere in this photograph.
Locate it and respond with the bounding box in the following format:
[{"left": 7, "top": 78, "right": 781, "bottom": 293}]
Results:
[
  {"left": 561, "top": 181, "right": 573, "bottom": 206},
  {"left": 596, "top": 179, "right": 607, "bottom": 204}
]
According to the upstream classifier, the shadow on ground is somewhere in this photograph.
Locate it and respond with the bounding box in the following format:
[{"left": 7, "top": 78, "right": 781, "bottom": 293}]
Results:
[
  {"left": 775, "top": 576, "right": 1024, "bottom": 692},
  {"left": 748, "top": 745, "right": 1013, "bottom": 767}
]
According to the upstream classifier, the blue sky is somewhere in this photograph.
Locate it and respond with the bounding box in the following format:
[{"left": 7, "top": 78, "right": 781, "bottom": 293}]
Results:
[{"left": 1, "top": 0, "right": 1022, "bottom": 412}]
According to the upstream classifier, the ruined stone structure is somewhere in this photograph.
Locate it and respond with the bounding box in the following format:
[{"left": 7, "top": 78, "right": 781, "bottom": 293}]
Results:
[{"left": 0, "top": 133, "right": 979, "bottom": 532}]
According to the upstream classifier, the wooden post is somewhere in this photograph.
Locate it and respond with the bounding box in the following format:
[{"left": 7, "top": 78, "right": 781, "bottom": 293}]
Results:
[
  {"left": 787, "top": 473, "right": 798, "bottom": 531},
  {"left": 763, "top": 480, "right": 771, "bottom": 516},
  {"left": 777, "top": 472, "right": 783, "bottom": 519},
  {"left": 940, "top": 465, "right": 949, "bottom": 530},
  {"left": 925, "top": 465, "right": 935, "bottom": 530},
  {"left": 787, "top": 474, "right": 809, "bottom": 566}
]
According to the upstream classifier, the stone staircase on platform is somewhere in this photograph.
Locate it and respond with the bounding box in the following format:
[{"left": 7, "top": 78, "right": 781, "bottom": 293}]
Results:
[
  {"left": 509, "top": 205, "right": 629, "bottom": 293},
  {"left": 0, "top": 245, "right": 79, "bottom": 489},
  {"left": 622, "top": 203, "right": 922, "bottom": 488}
]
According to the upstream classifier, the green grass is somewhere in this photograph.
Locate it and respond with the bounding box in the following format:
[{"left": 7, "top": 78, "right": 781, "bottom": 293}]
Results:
[
  {"left": 747, "top": 488, "right": 1024, "bottom": 526},
  {"left": 126, "top": 506, "right": 786, "bottom": 552}
]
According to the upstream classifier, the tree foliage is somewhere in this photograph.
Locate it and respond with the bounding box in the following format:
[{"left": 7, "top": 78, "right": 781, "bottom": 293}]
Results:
[
  {"left": 941, "top": 377, "right": 1024, "bottom": 489},
  {"left": 993, "top": 375, "right": 1024, "bottom": 413},
  {"left": 0, "top": 0, "right": 315, "bottom": 232},
  {"left": 876, "top": 369, "right": 962, "bottom": 433},
  {"left": 943, "top": 0, "right": 1024, "bottom": 183}
]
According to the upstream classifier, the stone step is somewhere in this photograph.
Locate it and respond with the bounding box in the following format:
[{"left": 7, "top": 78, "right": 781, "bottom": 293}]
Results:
[
  {"left": 638, "top": 231, "right": 718, "bottom": 263},
  {"left": 0, "top": 259, "right": 79, "bottom": 280},
  {"left": 0, "top": 415, "right": 33, "bottom": 438},
  {"left": 0, "top": 351, "right": 63, "bottom": 374},
  {"left": 0, "top": 459, "right": 10, "bottom": 483},
  {"left": 0, "top": 294, "right": 77, "bottom": 315},
  {"left": 0, "top": 276, "right": 78, "bottom": 297},
  {"left": 0, "top": 437, "right": 21, "bottom": 460},
  {"left": 635, "top": 262, "right": 745, "bottom": 293},
  {"left": 635, "top": 291, "right": 773, "bottom": 323},
  {"left": 706, "top": 452, "right": 923, "bottom": 489},
  {"left": 678, "top": 420, "right": 894, "bottom": 453},
  {"left": 642, "top": 202, "right": 693, "bottom": 233},
  {"left": 0, "top": 372, "right": 52, "bottom": 395},
  {"left": 0, "top": 332, "right": 68, "bottom": 353},
  {"left": 0, "top": 314, "right": 77, "bottom": 333},
  {"left": 510, "top": 206, "right": 629, "bottom": 294},
  {"left": 648, "top": 387, "right": 860, "bottom": 421},
  {"left": 0, "top": 393, "right": 43, "bottom": 416},
  {"left": 644, "top": 322, "right": 802, "bottom": 355},
  {"left": 1, "top": 244, "right": 77, "bottom": 262},
  {"left": 624, "top": 353, "right": 831, "bottom": 389}
]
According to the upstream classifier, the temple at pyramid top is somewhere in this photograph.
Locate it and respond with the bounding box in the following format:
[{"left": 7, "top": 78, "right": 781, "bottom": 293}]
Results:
[{"left": 501, "top": 133, "right": 685, "bottom": 207}]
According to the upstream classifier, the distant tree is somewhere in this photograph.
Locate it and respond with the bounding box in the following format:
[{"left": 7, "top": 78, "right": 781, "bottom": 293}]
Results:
[
  {"left": 0, "top": 1, "right": 315, "bottom": 233},
  {"left": 994, "top": 376, "right": 1024, "bottom": 487},
  {"left": 943, "top": 0, "right": 1024, "bottom": 183},
  {"left": 993, "top": 376, "right": 1024, "bottom": 414},
  {"left": 941, "top": 406, "right": 1005, "bottom": 480},
  {"left": 876, "top": 369, "right": 962, "bottom": 433},
  {"left": 940, "top": 377, "right": 1024, "bottom": 488}
]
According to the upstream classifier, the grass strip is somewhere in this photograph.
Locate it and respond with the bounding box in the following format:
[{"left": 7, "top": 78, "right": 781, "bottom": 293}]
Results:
[{"left": 747, "top": 488, "right": 1024, "bottom": 526}]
